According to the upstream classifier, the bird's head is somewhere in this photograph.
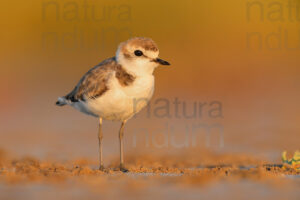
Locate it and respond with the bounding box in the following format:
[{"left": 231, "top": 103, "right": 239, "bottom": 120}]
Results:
[{"left": 116, "top": 37, "right": 170, "bottom": 76}]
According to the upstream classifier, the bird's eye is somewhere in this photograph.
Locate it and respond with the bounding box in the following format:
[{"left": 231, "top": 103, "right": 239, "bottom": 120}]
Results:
[{"left": 134, "top": 50, "right": 143, "bottom": 56}]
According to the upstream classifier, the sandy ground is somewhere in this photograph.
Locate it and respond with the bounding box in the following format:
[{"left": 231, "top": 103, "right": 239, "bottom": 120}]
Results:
[
  {"left": 1, "top": 1, "right": 300, "bottom": 199},
  {"left": 0, "top": 149, "right": 299, "bottom": 200}
]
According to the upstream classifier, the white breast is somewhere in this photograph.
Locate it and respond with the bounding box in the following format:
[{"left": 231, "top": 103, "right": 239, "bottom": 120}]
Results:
[{"left": 85, "top": 73, "right": 155, "bottom": 121}]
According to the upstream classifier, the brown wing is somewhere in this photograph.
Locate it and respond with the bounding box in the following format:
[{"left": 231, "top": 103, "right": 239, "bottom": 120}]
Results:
[{"left": 65, "top": 57, "right": 117, "bottom": 102}]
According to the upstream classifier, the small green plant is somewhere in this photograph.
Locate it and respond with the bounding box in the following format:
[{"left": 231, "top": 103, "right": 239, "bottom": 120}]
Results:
[{"left": 282, "top": 151, "right": 300, "bottom": 171}]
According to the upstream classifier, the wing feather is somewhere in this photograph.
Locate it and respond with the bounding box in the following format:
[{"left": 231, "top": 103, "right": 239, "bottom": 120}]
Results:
[{"left": 65, "top": 57, "right": 117, "bottom": 102}]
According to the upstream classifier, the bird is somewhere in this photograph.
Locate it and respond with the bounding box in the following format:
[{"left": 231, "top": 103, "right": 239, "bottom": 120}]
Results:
[{"left": 56, "top": 37, "right": 170, "bottom": 172}]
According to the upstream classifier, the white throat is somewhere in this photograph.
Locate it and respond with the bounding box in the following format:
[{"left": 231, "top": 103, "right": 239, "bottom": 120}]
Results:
[{"left": 116, "top": 54, "right": 158, "bottom": 77}]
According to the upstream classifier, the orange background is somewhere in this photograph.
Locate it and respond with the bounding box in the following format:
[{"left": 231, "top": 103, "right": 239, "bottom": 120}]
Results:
[{"left": 0, "top": 0, "right": 299, "bottom": 162}]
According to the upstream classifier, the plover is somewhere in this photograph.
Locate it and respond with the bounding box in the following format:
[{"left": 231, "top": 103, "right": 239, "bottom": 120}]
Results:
[{"left": 56, "top": 37, "right": 170, "bottom": 172}]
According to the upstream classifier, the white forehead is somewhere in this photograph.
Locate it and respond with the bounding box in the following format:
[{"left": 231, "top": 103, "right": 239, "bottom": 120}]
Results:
[
  {"left": 126, "top": 44, "right": 159, "bottom": 59},
  {"left": 117, "top": 37, "right": 160, "bottom": 59}
]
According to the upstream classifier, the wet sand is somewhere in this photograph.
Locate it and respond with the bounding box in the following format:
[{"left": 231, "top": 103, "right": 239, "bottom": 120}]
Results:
[{"left": 0, "top": 149, "right": 299, "bottom": 200}]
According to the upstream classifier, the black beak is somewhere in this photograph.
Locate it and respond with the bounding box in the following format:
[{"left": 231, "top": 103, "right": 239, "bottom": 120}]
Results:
[{"left": 154, "top": 58, "right": 170, "bottom": 65}]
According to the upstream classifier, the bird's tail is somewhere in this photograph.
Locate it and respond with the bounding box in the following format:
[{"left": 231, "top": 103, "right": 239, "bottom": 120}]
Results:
[{"left": 56, "top": 97, "right": 68, "bottom": 106}]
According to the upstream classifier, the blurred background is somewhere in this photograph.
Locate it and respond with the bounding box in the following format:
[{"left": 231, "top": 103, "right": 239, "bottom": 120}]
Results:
[{"left": 0, "top": 0, "right": 299, "bottom": 163}]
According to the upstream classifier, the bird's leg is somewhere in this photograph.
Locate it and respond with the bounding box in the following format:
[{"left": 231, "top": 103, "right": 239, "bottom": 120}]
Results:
[
  {"left": 98, "top": 118, "right": 104, "bottom": 170},
  {"left": 119, "top": 121, "right": 128, "bottom": 172}
]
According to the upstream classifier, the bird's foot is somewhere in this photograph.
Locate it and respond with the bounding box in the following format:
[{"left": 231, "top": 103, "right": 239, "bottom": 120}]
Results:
[
  {"left": 120, "top": 164, "right": 129, "bottom": 173},
  {"left": 99, "top": 165, "right": 105, "bottom": 171}
]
